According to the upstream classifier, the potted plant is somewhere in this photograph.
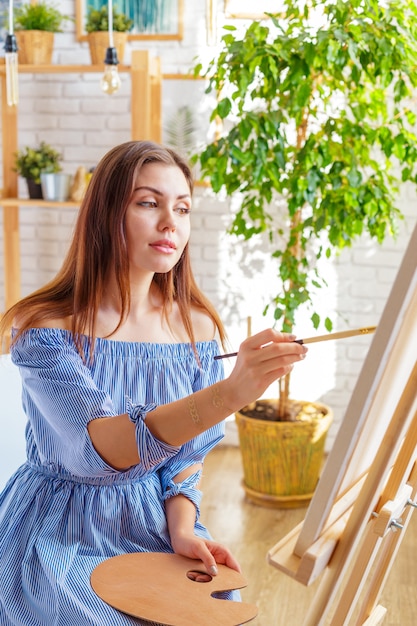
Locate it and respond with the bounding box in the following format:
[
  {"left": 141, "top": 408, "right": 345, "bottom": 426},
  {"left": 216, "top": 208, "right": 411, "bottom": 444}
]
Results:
[
  {"left": 85, "top": 5, "right": 133, "bottom": 65},
  {"left": 14, "top": 142, "right": 63, "bottom": 199},
  {"left": 14, "top": 1, "right": 71, "bottom": 64},
  {"left": 193, "top": 0, "right": 417, "bottom": 506}
]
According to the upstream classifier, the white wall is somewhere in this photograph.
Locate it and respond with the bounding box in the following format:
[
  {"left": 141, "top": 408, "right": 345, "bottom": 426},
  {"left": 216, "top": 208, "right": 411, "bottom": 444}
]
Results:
[{"left": 0, "top": 0, "right": 416, "bottom": 466}]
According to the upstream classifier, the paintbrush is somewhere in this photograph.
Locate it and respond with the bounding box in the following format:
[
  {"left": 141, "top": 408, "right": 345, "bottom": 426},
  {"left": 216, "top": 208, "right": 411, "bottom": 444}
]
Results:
[{"left": 213, "top": 326, "right": 377, "bottom": 360}]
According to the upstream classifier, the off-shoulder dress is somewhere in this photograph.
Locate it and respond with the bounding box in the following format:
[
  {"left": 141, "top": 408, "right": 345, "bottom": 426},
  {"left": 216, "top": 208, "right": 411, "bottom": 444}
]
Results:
[{"left": 0, "top": 328, "right": 234, "bottom": 625}]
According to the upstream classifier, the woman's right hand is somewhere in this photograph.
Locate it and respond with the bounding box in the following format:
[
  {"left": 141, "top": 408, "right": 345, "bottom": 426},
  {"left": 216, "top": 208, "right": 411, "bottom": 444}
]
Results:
[
  {"left": 145, "top": 328, "right": 308, "bottom": 448},
  {"left": 222, "top": 328, "right": 308, "bottom": 412}
]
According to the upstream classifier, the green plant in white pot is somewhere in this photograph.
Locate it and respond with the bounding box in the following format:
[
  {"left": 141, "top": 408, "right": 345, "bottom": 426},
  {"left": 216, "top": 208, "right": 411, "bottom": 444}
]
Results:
[
  {"left": 193, "top": 0, "right": 417, "bottom": 505},
  {"left": 14, "top": 142, "right": 63, "bottom": 199}
]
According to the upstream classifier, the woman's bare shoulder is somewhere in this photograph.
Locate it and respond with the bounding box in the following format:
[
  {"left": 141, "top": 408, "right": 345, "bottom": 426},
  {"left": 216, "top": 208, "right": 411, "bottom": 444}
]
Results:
[
  {"left": 190, "top": 307, "right": 216, "bottom": 342},
  {"left": 13, "top": 314, "right": 72, "bottom": 331}
]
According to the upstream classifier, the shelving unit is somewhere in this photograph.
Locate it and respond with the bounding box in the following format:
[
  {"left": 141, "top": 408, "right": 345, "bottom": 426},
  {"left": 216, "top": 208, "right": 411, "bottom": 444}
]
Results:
[{"left": 0, "top": 50, "right": 161, "bottom": 310}]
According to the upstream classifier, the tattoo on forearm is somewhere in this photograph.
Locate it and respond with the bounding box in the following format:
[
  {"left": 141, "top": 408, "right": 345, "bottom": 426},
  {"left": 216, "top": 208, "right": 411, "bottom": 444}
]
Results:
[
  {"left": 188, "top": 385, "right": 224, "bottom": 430},
  {"left": 211, "top": 384, "right": 224, "bottom": 409},
  {"left": 188, "top": 395, "right": 203, "bottom": 429}
]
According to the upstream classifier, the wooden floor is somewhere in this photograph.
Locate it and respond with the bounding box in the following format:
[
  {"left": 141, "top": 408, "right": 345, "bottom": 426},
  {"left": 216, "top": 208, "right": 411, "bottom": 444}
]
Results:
[{"left": 200, "top": 446, "right": 417, "bottom": 626}]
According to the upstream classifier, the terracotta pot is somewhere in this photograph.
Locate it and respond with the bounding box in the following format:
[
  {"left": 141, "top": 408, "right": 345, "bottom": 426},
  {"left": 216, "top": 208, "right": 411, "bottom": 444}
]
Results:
[
  {"left": 235, "top": 398, "right": 333, "bottom": 508},
  {"left": 87, "top": 32, "right": 127, "bottom": 65},
  {"left": 15, "top": 30, "right": 54, "bottom": 65}
]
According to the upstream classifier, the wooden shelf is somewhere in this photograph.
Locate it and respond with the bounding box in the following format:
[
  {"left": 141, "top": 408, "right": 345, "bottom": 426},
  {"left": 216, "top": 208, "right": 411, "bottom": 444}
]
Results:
[
  {"left": 0, "top": 198, "right": 81, "bottom": 208},
  {"left": 0, "top": 61, "right": 198, "bottom": 81},
  {"left": 0, "top": 63, "right": 132, "bottom": 74}
]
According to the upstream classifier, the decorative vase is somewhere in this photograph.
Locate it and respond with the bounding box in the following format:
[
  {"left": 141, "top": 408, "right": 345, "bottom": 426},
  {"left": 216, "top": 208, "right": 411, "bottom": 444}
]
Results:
[
  {"left": 15, "top": 31, "right": 54, "bottom": 65},
  {"left": 235, "top": 399, "right": 333, "bottom": 508},
  {"left": 87, "top": 32, "right": 128, "bottom": 65},
  {"left": 40, "top": 173, "right": 72, "bottom": 202},
  {"left": 26, "top": 179, "right": 43, "bottom": 199}
]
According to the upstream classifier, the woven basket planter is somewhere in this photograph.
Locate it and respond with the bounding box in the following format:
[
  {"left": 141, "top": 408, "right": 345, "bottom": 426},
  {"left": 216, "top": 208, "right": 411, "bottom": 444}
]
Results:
[
  {"left": 235, "top": 399, "right": 333, "bottom": 508},
  {"left": 15, "top": 30, "right": 54, "bottom": 64},
  {"left": 87, "top": 32, "right": 128, "bottom": 65}
]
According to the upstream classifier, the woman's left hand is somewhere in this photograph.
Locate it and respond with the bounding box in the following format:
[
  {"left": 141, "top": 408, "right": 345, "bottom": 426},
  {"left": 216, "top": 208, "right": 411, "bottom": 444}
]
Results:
[{"left": 171, "top": 533, "right": 241, "bottom": 576}]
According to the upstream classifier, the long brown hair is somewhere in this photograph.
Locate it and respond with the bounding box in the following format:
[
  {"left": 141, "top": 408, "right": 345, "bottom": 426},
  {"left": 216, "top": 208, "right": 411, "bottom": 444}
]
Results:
[{"left": 0, "top": 141, "right": 226, "bottom": 354}]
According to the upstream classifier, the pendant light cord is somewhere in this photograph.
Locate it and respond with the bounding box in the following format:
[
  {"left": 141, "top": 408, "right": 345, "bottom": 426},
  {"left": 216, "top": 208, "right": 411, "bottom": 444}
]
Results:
[{"left": 108, "top": 0, "right": 114, "bottom": 48}]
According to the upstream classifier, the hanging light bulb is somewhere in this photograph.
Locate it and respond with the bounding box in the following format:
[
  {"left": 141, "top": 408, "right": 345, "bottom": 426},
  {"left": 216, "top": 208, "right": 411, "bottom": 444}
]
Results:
[
  {"left": 101, "top": 47, "right": 121, "bottom": 94},
  {"left": 100, "top": 0, "right": 121, "bottom": 95},
  {"left": 4, "top": 34, "right": 19, "bottom": 106},
  {"left": 4, "top": 0, "right": 19, "bottom": 106}
]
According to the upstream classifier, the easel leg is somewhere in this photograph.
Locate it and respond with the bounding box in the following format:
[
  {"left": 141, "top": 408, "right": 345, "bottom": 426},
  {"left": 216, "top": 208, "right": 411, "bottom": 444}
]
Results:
[
  {"left": 361, "top": 605, "right": 387, "bottom": 626},
  {"left": 354, "top": 462, "right": 417, "bottom": 625},
  {"left": 325, "top": 521, "right": 384, "bottom": 625}
]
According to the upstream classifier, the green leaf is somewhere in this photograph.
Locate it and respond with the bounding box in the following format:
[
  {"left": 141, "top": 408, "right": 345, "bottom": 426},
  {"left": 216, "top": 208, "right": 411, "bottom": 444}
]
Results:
[
  {"left": 217, "top": 98, "right": 232, "bottom": 119},
  {"left": 324, "top": 317, "right": 333, "bottom": 332},
  {"left": 347, "top": 168, "right": 362, "bottom": 187},
  {"left": 311, "top": 312, "right": 320, "bottom": 329}
]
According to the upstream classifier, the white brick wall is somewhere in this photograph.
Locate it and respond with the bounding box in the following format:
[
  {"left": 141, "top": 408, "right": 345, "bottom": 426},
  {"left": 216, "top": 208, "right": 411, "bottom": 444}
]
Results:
[{"left": 1, "top": 0, "right": 416, "bottom": 448}]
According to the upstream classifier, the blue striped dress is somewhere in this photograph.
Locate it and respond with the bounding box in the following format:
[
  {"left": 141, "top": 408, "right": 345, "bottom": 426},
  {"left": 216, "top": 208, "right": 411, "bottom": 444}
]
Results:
[{"left": 0, "top": 328, "right": 235, "bottom": 625}]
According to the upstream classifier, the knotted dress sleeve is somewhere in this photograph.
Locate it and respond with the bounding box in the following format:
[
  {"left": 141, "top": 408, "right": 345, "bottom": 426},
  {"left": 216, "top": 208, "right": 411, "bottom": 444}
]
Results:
[{"left": 11, "top": 328, "right": 180, "bottom": 478}]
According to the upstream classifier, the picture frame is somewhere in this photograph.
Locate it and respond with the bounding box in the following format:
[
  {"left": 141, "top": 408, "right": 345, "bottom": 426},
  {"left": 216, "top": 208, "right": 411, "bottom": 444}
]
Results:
[
  {"left": 161, "top": 74, "right": 218, "bottom": 162},
  {"left": 76, "top": 0, "right": 184, "bottom": 42},
  {"left": 224, "top": 0, "right": 283, "bottom": 19}
]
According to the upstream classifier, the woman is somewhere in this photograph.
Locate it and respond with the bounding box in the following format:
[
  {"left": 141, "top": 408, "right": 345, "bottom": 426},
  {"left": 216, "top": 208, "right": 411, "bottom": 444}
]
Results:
[{"left": 0, "top": 141, "right": 307, "bottom": 625}]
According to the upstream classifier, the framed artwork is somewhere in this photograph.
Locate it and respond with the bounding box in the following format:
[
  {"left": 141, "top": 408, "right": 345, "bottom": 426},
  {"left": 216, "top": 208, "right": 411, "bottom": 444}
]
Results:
[
  {"left": 76, "top": 0, "right": 184, "bottom": 41},
  {"left": 224, "top": 0, "right": 284, "bottom": 18},
  {"left": 161, "top": 75, "right": 218, "bottom": 162}
]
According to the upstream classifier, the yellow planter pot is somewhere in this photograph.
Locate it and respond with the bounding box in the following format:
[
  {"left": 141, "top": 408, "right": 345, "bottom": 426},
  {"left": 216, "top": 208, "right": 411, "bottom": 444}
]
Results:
[
  {"left": 15, "top": 31, "right": 54, "bottom": 65},
  {"left": 87, "top": 32, "right": 128, "bottom": 65},
  {"left": 235, "top": 399, "right": 333, "bottom": 508}
]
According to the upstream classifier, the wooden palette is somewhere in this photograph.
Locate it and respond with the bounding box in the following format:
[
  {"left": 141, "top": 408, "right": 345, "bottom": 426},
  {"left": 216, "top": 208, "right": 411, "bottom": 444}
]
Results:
[{"left": 91, "top": 552, "right": 258, "bottom": 625}]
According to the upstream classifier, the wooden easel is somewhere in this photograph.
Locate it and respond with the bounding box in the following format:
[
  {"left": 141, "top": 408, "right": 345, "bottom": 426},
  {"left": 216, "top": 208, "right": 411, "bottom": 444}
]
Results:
[{"left": 268, "top": 222, "right": 417, "bottom": 625}]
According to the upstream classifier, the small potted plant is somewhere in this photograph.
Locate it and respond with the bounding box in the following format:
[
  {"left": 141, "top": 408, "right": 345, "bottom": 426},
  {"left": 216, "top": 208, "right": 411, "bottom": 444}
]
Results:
[
  {"left": 85, "top": 5, "right": 133, "bottom": 65},
  {"left": 14, "top": 142, "right": 63, "bottom": 199},
  {"left": 13, "top": 1, "right": 71, "bottom": 64}
]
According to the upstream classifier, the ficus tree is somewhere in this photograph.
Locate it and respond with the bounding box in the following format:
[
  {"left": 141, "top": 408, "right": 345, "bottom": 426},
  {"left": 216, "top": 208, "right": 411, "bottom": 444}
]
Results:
[{"left": 193, "top": 0, "right": 417, "bottom": 419}]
